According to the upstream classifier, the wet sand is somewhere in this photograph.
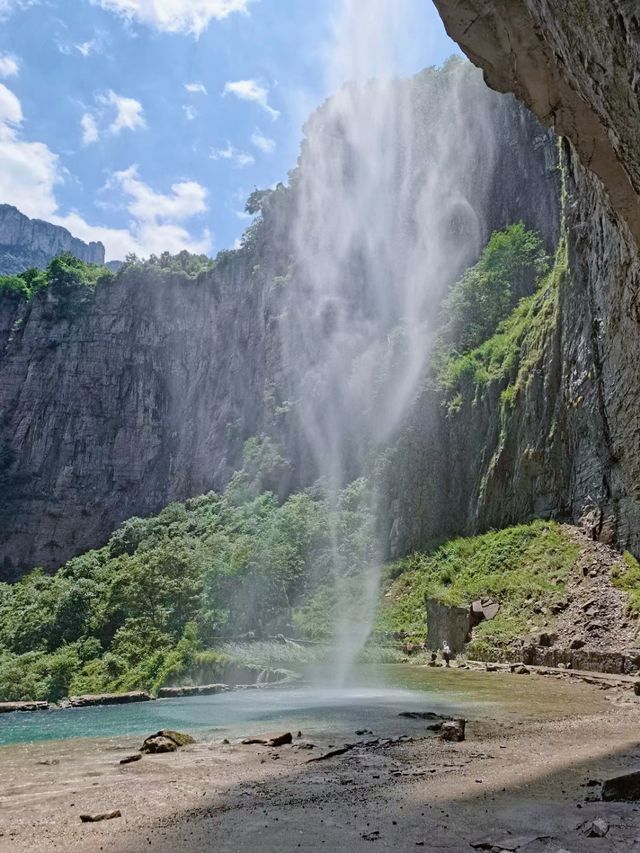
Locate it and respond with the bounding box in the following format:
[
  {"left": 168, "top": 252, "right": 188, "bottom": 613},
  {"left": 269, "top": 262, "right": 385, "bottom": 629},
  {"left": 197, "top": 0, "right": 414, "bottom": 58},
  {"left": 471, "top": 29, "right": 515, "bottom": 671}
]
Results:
[{"left": 2, "top": 668, "right": 640, "bottom": 852}]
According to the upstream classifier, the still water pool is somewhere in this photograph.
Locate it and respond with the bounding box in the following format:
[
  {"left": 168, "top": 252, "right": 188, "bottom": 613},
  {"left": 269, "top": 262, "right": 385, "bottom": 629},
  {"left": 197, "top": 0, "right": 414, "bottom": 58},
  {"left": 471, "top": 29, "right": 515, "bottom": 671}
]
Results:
[{"left": 0, "top": 664, "right": 602, "bottom": 747}]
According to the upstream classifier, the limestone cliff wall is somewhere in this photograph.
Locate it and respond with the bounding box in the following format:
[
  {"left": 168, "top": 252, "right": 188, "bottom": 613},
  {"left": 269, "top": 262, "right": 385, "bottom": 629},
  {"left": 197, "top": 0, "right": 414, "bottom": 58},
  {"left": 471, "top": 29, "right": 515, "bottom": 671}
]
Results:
[
  {"left": 0, "top": 255, "right": 273, "bottom": 576},
  {"left": 0, "top": 205, "right": 105, "bottom": 274},
  {"left": 387, "top": 1, "right": 640, "bottom": 555}
]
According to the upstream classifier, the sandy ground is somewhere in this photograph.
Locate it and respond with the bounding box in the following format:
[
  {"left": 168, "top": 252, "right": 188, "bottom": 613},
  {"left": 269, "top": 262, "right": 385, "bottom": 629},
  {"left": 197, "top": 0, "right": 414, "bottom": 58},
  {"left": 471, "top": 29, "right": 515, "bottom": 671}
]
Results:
[{"left": 2, "top": 670, "right": 640, "bottom": 852}]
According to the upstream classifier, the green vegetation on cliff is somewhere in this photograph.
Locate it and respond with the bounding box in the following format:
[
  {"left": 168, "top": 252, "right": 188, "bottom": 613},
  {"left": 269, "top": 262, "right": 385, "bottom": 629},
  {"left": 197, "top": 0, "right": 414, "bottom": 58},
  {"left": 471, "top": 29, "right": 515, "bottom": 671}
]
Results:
[
  {"left": 378, "top": 520, "right": 580, "bottom": 657},
  {"left": 439, "top": 222, "right": 549, "bottom": 355},
  {"left": 0, "top": 252, "right": 112, "bottom": 300},
  {"left": 437, "top": 234, "right": 566, "bottom": 415},
  {"left": 0, "top": 225, "right": 578, "bottom": 701}
]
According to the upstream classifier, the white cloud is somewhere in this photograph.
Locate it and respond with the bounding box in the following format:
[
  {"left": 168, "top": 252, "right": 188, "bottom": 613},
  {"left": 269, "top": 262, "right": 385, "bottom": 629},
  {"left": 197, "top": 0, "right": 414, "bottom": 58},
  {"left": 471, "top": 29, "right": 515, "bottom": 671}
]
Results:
[
  {"left": 0, "top": 83, "right": 60, "bottom": 219},
  {"left": 99, "top": 89, "right": 146, "bottom": 134},
  {"left": 106, "top": 165, "right": 211, "bottom": 256},
  {"left": 223, "top": 79, "right": 279, "bottom": 120},
  {"left": 113, "top": 165, "right": 207, "bottom": 222},
  {"left": 92, "top": 0, "right": 252, "bottom": 36},
  {"left": 56, "top": 167, "right": 211, "bottom": 259},
  {"left": 56, "top": 166, "right": 212, "bottom": 258},
  {"left": 81, "top": 112, "right": 99, "bottom": 145},
  {"left": 211, "top": 142, "right": 254, "bottom": 168},
  {"left": 57, "top": 33, "right": 106, "bottom": 58},
  {"left": 0, "top": 82, "right": 22, "bottom": 126},
  {"left": 0, "top": 85, "right": 210, "bottom": 260},
  {"left": 76, "top": 39, "right": 98, "bottom": 57},
  {"left": 183, "top": 104, "right": 198, "bottom": 121},
  {"left": 185, "top": 82, "right": 207, "bottom": 94},
  {"left": 0, "top": 0, "right": 36, "bottom": 19},
  {"left": 80, "top": 90, "right": 145, "bottom": 145},
  {"left": 0, "top": 54, "right": 19, "bottom": 78},
  {"left": 251, "top": 129, "right": 275, "bottom": 154}
]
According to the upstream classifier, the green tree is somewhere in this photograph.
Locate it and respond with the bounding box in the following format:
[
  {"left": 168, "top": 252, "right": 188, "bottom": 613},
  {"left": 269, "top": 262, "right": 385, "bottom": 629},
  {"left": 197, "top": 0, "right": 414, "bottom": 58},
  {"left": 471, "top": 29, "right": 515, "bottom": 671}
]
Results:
[{"left": 440, "top": 223, "right": 549, "bottom": 354}]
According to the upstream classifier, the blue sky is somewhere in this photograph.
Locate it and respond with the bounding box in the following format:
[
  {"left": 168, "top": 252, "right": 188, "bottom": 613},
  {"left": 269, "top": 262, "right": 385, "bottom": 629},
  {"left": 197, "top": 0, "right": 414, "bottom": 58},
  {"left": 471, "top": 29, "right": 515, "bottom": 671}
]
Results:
[{"left": 0, "top": 0, "right": 459, "bottom": 260}]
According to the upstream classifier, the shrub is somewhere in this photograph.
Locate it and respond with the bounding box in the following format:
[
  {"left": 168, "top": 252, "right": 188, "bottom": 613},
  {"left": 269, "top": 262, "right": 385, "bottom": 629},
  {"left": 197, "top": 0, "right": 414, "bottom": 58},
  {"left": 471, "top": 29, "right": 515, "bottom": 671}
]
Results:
[{"left": 439, "top": 223, "right": 549, "bottom": 355}]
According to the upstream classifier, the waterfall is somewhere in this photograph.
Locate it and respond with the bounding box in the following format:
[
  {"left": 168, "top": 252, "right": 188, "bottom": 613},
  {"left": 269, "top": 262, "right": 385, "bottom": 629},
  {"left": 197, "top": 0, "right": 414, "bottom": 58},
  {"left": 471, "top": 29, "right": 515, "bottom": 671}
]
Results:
[{"left": 280, "top": 0, "right": 499, "bottom": 682}]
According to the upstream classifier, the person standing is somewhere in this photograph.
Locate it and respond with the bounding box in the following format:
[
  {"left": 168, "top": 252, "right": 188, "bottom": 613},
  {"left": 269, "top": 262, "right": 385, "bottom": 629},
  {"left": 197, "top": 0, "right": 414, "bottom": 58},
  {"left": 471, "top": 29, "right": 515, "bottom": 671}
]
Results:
[{"left": 442, "top": 641, "right": 451, "bottom": 667}]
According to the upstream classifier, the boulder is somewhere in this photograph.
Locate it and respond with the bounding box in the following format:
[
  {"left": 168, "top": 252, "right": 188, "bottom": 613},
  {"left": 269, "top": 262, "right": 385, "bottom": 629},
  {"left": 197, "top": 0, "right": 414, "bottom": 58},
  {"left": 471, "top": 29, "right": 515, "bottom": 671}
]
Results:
[
  {"left": 398, "top": 711, "right": 441, "bottom": 720},
  {"left": 140, "top": 729, "right": 195, "bottom": 753},
  {"left": 157, "top": 684, "right": 229, "bottom": 698},
  {"left": 581, "top": 818, "right": 609, "bottom": 838},
  {"left": 241, "top": 732, "right": 293, "bottom": 747},
  {"left": 528, "top": 632, "right": 557, "bottom": 648},
  {"left": 425, "top": 599, "right": 472, "bottom": 653},
  {"left": 159, "top": 729, "right": 195, "bottom": 746},
  {"left": 119, "top": 753, "right": 142, "bottom": 765},
  {"left": 471, "top": 598, "right": 500, "bottom": 625},
  {"left": 141, "top": 736, "right": 178, "bottom": 754},
  {"left": 439, "top": 718, "right": 466, "bottom": 742},
  {"left": 602, "top": 770, "right": 640, "bottom": 801}
]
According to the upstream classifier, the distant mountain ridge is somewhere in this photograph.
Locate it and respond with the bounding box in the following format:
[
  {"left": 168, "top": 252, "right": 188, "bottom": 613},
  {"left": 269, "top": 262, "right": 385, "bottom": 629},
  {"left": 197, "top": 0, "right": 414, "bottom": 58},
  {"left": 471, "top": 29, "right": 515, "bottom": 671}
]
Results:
[{"left": 0, "top": 204, "right": 105, "bottom": 275}]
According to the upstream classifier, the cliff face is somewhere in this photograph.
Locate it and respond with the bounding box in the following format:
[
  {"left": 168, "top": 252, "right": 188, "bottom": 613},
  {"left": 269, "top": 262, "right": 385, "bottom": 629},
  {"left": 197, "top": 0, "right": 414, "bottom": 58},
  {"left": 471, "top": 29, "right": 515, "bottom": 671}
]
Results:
[
  {"left": 386, "top": 1, "right": 640, "bottom": 556},
  {"left": 0, "top": 67, "right": 559, "bottom": 577},
  {"left": 0, "top": 255, "right": 274, "bottom": 576},
  {"left": 0, "top": 205, "right": 105, "bottom": 274}
]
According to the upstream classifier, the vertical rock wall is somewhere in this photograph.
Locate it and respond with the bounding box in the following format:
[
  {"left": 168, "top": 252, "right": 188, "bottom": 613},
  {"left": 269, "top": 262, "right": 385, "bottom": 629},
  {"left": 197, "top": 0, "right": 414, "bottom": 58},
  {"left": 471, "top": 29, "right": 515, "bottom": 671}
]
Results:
[{"left": 396, "top": 0, "right": 640, "bottom": 556}]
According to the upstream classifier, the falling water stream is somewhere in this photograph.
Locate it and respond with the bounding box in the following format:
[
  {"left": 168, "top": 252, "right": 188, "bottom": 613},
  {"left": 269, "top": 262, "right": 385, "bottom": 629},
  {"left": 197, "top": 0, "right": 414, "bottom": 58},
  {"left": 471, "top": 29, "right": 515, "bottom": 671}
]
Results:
[{"left": 281, "top": 0, "right": 499, "bottom": 681}]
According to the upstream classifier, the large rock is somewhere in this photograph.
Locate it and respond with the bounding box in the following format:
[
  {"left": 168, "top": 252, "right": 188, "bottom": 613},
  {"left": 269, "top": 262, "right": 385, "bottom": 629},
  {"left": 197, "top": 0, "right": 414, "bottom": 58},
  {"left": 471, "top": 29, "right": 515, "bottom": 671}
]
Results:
[
  {"left": 140, "top": 730, "right": 195, "bottom": 753},
  {"left": 0, "top": 701, "right": 49, "bottom": 713},
  {"left": 157, "top": 684, "right": 229, "bottom": 698},
  {"left": 439, "top": 718, "right": 466, "bottom": 742},
  {"left": 425, "top": 598, "right": 472, "bottom": 653}
]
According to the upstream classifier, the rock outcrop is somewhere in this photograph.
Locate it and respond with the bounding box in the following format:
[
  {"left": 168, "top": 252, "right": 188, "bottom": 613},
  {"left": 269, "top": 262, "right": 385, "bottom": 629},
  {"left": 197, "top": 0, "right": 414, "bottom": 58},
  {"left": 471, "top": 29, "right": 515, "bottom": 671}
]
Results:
[
  {"left": 0, "top": 205, "right": 104, "bottom": 274},
  {"left": 432, "top": 1, "right": 640, "bottom": 246}
]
